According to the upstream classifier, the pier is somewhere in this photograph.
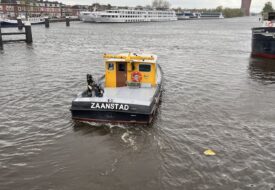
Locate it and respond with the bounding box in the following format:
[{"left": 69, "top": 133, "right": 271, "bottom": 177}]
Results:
[
  {"left": 43, "top": 17, "right": 73, "bottom": 28},
  {"left": 0, "top": 17, "right": 75, "bottom": 50},
  {"left": 0, "top": 22, "right": 32, "bottom": 50}
]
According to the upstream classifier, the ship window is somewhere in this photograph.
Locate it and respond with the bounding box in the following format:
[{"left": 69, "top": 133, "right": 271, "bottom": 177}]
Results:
[
  {"left": 139, "top": 64, "right": 151, "bottom": 72},
  {"left": 108, "top": 63, "right": 114, "bottom": 70}
]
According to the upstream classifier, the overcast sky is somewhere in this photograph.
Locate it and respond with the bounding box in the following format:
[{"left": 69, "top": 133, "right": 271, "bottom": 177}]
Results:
[{"left": 60, "top": 0, "right": 275, "bottom": 13}]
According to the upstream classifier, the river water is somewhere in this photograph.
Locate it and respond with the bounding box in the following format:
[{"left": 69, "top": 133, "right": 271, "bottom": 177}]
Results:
[{"left": 0, "top": 17, "right": 275, "bottom": 190}]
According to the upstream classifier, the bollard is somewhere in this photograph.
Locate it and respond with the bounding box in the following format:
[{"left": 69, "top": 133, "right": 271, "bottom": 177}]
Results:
[
  {"left": 66, "top": 16, "right": 70, "bottom": 27},
  {"left": 17, "top": 17, "right": 23, "bottom": 30},
  {"left": 45, "top": 17, "right": 49, "bottom": 28},
  {"left": 25, "top": 22, "right": 33, "bottom": 44},
  {"left": 0, "top": 27, "right": 3, "bottom": 50}
]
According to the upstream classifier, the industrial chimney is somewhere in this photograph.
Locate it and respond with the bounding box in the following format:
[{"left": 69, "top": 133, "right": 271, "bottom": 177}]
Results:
[{"left": 241, "top": 0, "right": 252, "bottom": 16}]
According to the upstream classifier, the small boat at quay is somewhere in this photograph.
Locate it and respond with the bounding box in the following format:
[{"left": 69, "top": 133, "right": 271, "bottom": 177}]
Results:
[
  {"left": 176, "top": 11, "right": 200, "bottom": 20},
  {"left": 199, "top": 12, "right": 224, "bottom": 19},
  {"left": 80, "top": 9, "right": 177, "bottom": 23},
  {"left": 176, "top": 11, "right": 223, "bottom": 20},
  {"left": 70, "top": 53, "right": 163, "bottom": 124},
  {"left": 0, "top": 16, "right": 45, "bottom": 27},
  {"left": 252, "top": 12, "right": 275, "bottom": 59}
]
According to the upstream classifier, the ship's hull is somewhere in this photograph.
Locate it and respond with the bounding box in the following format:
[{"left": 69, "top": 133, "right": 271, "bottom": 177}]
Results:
[{"left": 252, "top": 27, "right": 275, "bottom": 59}]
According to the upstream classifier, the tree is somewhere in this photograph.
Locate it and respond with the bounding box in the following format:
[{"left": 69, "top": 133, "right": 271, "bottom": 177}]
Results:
[
  {"left": 145, "top": 5, "right": 152, "bottom": 10},
  {"left": 152, "top": 0, "right": 170, "bottom": 10},
  {"left": 222, "top": 8, "right": 244, "bottom": 18},
  {"left": 262, "top": 1, "right": 274, "bottom": 13},
  {"left": 216, "top": 6, "right": 223, "bottom": 12},
  {"left": 107, "top": 4, "right": 112, "bottom": 10},
  {"left": 135, "top": 5, "right": 142, "bottom": 9}
]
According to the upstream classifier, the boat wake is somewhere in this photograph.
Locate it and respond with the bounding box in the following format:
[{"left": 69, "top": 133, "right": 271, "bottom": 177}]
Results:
[
  {"left": 73, "top": 121, "right": 142, "bottom": 150},
  {"left": 74, "top": 120, "right": 150, "bottom": 129},
  {"left": 75, "top": 120, "right": 128, "bottom": 129},
  {"left": 121, "top": 131, "right": 136, "bottom": 149}
]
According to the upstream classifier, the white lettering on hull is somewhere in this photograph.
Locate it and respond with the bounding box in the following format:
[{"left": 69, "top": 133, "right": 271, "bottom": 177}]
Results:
[{"left": 91, "top": 102, "right": 130, "bottom": 111}]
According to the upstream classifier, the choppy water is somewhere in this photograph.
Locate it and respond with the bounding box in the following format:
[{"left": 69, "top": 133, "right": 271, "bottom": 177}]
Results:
[{"left": 0, "top": 17, "right": 275, "bottom": 190}]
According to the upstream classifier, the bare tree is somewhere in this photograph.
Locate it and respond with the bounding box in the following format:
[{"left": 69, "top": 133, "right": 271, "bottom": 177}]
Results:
[{"left": 152, "top": 0, "right": 171, "bottom": 10}]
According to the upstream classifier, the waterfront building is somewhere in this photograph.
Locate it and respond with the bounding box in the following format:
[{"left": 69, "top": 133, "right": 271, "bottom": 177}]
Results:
[
  {"left": 0, "top": 0, "right": 83, "bottom": 19},
  {"left": 71, "top": 5, "right": 89, "bottom": 17}
]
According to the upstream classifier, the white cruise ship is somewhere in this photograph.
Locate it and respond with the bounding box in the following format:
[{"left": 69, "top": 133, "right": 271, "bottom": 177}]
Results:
[{"left": 80, "top": 9, "right": 177, "bottom": 23}]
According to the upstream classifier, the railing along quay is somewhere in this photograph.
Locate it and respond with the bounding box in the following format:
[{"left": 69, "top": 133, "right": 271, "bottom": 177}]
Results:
[
  {"left": 44, "top": 16, "right": 71, "bottom": 28},
  {"left": 0, "top": 22, "right": 32, "bottom": 50},
  {"left": 0, "top": 16, "right": 77, "bottom": 50}
]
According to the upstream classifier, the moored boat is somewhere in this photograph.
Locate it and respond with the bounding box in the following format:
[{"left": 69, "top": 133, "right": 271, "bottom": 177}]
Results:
[
  {"left": 199, "top": 12, "right": 224, "bottom": 19},
  {"left": 176, "top": 11, "right": 198, "bottom": 20},
  {"left": 80, "top": 9, "right": 177, "bottom": 23},
  {"left": 0, "top": 16, "right": 45, "bottom": 27},
  {"left": 70, "top": 53, "right": 163, "bottom": 125},
  {"left": 252, "top": 12, "right": 275, "bottom": 59}
]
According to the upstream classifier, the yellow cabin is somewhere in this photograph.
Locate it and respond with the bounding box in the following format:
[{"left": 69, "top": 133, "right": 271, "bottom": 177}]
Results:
[{"left": 104, "top": 53, "right": 158, "bottom": 88}]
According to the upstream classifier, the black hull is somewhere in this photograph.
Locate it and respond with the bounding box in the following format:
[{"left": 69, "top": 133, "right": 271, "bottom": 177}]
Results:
[
  {"left": 70, "top": 95, "right": 160, "bottom": 124},
  {"left": 71, "top": 88, "right": 161, "bottom": 124},
  {"left": 71, "top": 110, "right": 154, "bottom": 124},
  {"left": 252, "top": 27, "right": 275, "bottom": 59}
]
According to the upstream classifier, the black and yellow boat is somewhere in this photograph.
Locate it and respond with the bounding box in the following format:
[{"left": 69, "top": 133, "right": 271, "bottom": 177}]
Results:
[{"left": 70, "top": 53, "right": 163, "bottom": 124}]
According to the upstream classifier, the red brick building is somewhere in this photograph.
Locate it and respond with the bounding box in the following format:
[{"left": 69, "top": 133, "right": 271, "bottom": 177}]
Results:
[{"left": 0, "top": 0, "right": 84, "bottom": 19}]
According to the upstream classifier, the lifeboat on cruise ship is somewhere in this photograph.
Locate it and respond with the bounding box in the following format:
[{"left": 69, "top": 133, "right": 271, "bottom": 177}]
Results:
[{"left": 70, "top": 53, "right": 163, "bottom": 125}]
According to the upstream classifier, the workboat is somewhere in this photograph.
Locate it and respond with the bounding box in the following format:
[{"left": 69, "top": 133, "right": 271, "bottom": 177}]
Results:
[
  {"left": 70, "top": 53, "right": 163, "bottom": 124},
  {"left": 252, "top": 12, "right": 275, "bottom": 59}
]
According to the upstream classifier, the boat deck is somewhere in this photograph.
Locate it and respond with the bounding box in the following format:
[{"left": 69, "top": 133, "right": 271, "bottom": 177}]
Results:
[
  {"left": 73, "top": 65, "right": 162, "bottom": 106},
  {"left": 107, "top": 86, "right": 156, "bottom": 105},
  {"left": 74, "top": 86, "right": 157, "bottom": 106}
]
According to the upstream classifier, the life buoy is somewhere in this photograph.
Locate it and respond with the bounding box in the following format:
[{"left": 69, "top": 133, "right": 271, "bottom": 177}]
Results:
[
  {"left": 131, "top": 71, "right": 142, "bottom": 82},
  {"left": 268, "top": 21, "right": 273, "bottom": 27}
]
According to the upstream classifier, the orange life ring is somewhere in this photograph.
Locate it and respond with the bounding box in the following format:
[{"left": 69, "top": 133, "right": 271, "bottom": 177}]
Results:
[
  {"left": 268, "top": 21, "right": 273, "bottom": 27},
  {"left": 131, "top": 71, "right": 142, "bottom": 82}
]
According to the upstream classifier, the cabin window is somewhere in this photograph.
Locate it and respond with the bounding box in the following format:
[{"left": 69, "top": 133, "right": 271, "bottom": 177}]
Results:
[
  {"left": 139, "top": 64, "right": 151, "bottom": 72},
  {"left": 108, "top": 63, "right": 114, "bottom": 70},
  {"left": 118, "top": 63, "right": 126, "bottom": 71}
]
